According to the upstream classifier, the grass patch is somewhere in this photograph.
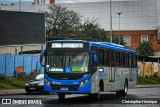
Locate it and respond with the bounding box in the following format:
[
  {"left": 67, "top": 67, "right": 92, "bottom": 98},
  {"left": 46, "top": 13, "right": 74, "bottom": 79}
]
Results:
[
  {"left": 1, "top": 76, "right": 160, "bottom": 90},
  {"left": 0, "top": 76, "right": 35, "bottom": 90},
  {"left": 138, "top": 77, "right": 160, "bottom": 85}
]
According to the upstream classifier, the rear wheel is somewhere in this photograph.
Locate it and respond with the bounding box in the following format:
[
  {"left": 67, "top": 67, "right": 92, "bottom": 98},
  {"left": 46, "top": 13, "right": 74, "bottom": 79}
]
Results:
[
  {"left": 121, "top": 81, "right": 128, "bottom": 96},
  {"left": 58, "top": 93, "right": 66, "bottom": 100},
  {"left": 116, "top": 80, "right": 128, "bottom": 97},
  {"left": 116, "top": 91, "right": 121, "bottom": 97}
]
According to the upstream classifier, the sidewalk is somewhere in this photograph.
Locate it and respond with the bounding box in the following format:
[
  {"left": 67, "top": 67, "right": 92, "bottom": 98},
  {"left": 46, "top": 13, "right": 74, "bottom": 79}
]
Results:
[{"left": 0, "top": 89, "right": 26, "bottom": 96}]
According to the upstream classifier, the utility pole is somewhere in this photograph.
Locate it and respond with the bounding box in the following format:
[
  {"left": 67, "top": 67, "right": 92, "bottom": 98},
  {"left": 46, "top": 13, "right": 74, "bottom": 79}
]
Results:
[
  {"left": 19, "top": 0, "right": 21, "bottom": 10},
  {"left": 117, "top": 12, "right": 122, "bottom": 44},
  {"left": 110, "top": 0, "right": 113, "bottom": 42}
]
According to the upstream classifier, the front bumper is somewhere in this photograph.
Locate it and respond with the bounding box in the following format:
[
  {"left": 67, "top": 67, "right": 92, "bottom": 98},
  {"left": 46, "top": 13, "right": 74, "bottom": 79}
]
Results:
[{"left": 25, "top": 85, "right": 43, "bottom": 92}]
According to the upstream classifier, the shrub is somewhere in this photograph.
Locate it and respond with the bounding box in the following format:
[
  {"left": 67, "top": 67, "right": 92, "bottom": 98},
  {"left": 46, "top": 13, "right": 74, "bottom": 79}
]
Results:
[{"left": 17, "top": 72, "right": 27, "bottom": 81}]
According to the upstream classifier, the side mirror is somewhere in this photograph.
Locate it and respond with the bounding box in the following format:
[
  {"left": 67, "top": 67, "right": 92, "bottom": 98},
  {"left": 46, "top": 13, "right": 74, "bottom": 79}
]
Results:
[
  {"left": 40, "top": 50, "right": 45, "bottom": 67},
  {"left": 93, "top": 54, "right": 98, "bottom": 63}
]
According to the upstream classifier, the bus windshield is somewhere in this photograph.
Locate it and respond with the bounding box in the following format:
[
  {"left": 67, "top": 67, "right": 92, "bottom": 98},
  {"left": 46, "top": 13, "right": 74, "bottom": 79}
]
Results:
[{"left": 46, "top": 51, "right": 89, "bottom": 73}]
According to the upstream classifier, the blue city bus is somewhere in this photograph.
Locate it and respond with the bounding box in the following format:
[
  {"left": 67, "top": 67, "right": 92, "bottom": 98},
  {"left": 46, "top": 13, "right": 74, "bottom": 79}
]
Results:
[{"left": 40, "top": 40, "right": 138, "bottom": 100}]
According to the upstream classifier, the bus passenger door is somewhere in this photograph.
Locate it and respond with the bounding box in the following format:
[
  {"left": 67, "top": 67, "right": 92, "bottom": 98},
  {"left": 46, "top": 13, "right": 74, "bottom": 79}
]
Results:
[
  {"left": 129, "top": 54, "right": 134, "bottom": 81},
  {"left": 109, "top": 67, "right": 115, "bottom": 82},
  {"left": 129, "top": 68, "right": 134, "bottom": 81}
]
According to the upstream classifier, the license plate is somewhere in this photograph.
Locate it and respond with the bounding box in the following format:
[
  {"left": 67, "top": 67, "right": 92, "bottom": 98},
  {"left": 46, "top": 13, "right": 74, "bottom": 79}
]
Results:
[
  {"left": 60, "top": 87, "right": 68, "bottom": 91},
  {"left": 30, "top": 87, "right": 35, "bottom": 90}
]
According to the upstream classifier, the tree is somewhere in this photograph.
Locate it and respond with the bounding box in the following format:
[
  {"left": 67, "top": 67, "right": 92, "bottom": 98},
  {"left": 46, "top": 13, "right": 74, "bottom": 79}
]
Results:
[
  {"left": 112, "top": 35, "right": 125, "bottom": 46},
  {"left": 79, "top": 20, "right": 108, "bottom": 41},
  {"left": 136, "top": 41, "right": 154, "bottom": 56},
  {"left": 46, "top": 5, "right": 82, "bottom": 37}
]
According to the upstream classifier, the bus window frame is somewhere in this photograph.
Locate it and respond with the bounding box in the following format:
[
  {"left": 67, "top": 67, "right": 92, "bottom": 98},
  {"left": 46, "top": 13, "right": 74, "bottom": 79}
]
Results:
[
  {"left": 98, "top": 48, "right": 104, "bottom": 66},
  {"left": 109, "top": 50, "right": 115, "bottom": 67},
  {"left": 104, "top": 49, "right": 109, "bottom": 66}
]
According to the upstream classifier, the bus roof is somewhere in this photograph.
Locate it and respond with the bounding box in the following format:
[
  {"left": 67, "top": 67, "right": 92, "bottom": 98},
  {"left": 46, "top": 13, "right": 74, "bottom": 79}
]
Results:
[
  {"left": 90, "top": 42, "right": 137, "bottom": 54},
  {"left": 50, "top": 40, "right": 137, "bottom": 54},
  {"left": 51, "top": 40, "right": 84, "bottom": 43}
]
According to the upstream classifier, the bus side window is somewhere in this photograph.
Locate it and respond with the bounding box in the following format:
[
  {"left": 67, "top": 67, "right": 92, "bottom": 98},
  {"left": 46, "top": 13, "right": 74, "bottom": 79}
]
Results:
[
  {"left": 98, "top": 49, "right": 104, "bottom": 66},
  {"left": 125, "top": 53, "right": 129, "bottom": 67},
  {"left": 91, "top": 46, "right": 98, "bottom": 67},
  {"left": 120, "top": 52, "right": 125, "bottom": 67},
  {"left": 129, "top": 54, "right": 132, "bottom": 68},
  {"left": 109, "top": 50, "right": 115, "bottom": 67},
  {"left": 92, "top": 54, "right": 98, "bottom": 67},
  {"left": 115, "top": 52, "right": 120, "bottom": 67},
  {"left": 133, "top": 55, "right": 137, "bottom": 68},
  {"left": 104, "top": 50, "right": 109, "bottom": 66}
]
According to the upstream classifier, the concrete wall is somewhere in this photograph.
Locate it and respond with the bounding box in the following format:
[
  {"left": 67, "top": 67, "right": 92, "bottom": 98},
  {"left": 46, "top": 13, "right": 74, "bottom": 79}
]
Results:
[
  {"left": 0, "top": 54, "right": 44, "bottom": 76},
  {"left": 1, "top": 0, "right": 160, "bottom": 54},
  {"left": 1, "top": 0, "right": 159, "bottom": 31},
  {"left": 60, "top": 0, "right": 158, "bottom": 31},
  {"left": 158, "top": 0, "right": 160, "bottom": 27}
]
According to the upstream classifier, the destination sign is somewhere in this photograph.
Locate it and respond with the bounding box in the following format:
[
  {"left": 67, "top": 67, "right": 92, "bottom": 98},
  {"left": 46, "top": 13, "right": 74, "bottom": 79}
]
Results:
[{"left": 51, "top": 43, "right": 83, "bottom": 48}]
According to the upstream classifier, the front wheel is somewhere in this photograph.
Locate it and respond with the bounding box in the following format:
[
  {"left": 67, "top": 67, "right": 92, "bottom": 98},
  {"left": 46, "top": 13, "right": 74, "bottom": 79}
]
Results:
[
  {"left": 93, "top": 86, "right": 101, "bottom": 99},
  {"left": 58, "top": 93, "right": 66, "bottom": 100}
]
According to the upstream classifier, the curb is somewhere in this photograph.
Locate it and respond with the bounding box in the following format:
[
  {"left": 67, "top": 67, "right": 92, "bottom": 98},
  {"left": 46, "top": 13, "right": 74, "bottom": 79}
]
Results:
[
  {"left": 0, "top": 93, "right": 26, "bottom": 96},
  {"left": 0, "top": 89, "right": 26, "bottom": 96},
  {"left": 136, "top": 84, "right": 160, "bottom": 88}
]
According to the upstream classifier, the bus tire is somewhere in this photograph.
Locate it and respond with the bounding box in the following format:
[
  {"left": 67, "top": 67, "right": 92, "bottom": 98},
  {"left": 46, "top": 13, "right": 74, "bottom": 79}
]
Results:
[
  {"left": 121, "top": 80, "right": 128, "bottom": 97},
  {"left": 93, "top": 86, "right": 101, "bottom": 99},
  {"left": 58, "top": 93, "right": 66, "bottom": 100},
  {"left": 116, "top": 91, "right": 121, "bottom": 97}
]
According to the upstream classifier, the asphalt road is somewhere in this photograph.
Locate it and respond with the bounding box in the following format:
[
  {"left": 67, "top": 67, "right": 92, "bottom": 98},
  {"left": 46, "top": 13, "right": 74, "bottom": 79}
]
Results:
[{"left": 0, "top": 87, "right": 160, "bottom": 107}]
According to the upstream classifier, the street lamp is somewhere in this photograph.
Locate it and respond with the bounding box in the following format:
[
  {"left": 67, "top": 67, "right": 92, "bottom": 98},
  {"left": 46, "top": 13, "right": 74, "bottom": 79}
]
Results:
[{"left": 117, "top": 12, "right": 122, "bottom": 45}]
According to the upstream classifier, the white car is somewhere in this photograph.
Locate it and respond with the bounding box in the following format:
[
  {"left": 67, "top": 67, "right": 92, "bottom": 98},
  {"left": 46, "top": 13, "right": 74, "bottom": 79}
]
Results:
[{"left": 25, "top": 74, "right": 47, "bottom": 94}]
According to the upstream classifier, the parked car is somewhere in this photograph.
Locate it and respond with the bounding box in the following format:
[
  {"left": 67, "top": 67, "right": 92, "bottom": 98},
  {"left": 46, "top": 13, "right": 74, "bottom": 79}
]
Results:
[{"left": 25, "top": 74, "right": 47, "bottom": 94}]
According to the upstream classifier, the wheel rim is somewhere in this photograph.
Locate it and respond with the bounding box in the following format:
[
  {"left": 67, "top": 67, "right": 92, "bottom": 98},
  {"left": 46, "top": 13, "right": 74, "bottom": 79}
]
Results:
[{"left": 125, "top": 84, "right": 127, "bottom": 93}]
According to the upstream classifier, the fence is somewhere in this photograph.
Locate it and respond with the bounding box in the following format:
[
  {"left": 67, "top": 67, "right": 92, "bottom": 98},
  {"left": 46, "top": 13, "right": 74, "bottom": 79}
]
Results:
[
  {"left": 0, "top": 54, "right": 44, "bottom": 76},
  {"left": 138, "top": 62, "right": 160, "bottom": 78}
]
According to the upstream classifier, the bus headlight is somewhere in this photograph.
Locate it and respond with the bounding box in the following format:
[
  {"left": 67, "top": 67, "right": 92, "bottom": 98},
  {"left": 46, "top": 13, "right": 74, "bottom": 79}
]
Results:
[
  {"left": 44, "top": 79, "right": 50, "bottom": 86},
  {"left": 80, "top": 79, "right": 89, "bottom": 87}
]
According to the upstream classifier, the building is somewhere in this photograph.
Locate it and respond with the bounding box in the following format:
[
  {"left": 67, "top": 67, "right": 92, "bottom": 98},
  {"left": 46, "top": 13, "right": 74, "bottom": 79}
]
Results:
[{"left": 0, "top": 0, "right": 160, "bottom": 55}]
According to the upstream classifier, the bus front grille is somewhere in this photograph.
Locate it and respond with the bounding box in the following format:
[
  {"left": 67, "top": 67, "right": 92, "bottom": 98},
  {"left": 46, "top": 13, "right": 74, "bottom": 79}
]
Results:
[{"left": 51, "top": 85, "right": 79, "bottom": 91}]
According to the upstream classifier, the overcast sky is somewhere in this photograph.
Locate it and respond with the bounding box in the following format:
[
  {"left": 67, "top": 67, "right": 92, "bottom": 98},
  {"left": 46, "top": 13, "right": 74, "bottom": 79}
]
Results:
[
  {"left": 0, "top": 0, "right": 49, "bottom": 5},
  {"left": 0, "top": 0, "right": 138, "bottom": 5}
]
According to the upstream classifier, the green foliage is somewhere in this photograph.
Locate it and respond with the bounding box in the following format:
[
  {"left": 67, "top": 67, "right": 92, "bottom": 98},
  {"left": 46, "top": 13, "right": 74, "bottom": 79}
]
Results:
[
  {"left": 17, "top": 72, "right": 27, "bottom": 81},
  {"left": 138, "top": 77, "right": 160, "bottom": 85},
  {"left": 0, "top": 76, "right": 27, "bottom": 89},
  {"left": 46, "top": 5, "right": 127, "bottom": 44},
  {"left": 136, "top": 41, "right": 154, "bottom": 56},
  {"left": 46, "top": 5, "right": 82, "bottom": 37},
  {"left": 46, "top": 5, "right": 109, "bottom": 42},
  {"left": 30, "top": 70, "right": 40, "bottom": 77},
  {"left": 112, "top": 35, "right": 125, "bottom": 46},
  {"left": 79, "top": 20, "right": 108, "bottom": 42}
]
